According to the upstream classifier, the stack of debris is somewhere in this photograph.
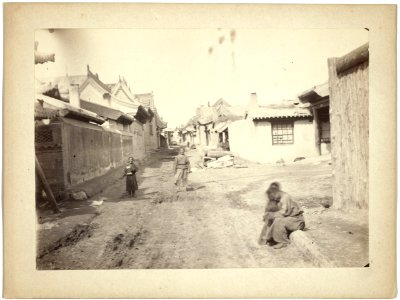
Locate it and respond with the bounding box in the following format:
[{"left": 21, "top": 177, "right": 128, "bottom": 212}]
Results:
[
  {"left": 206, "top": 155, "right": 234, "bottom": 169},
  {"left": 201, "top": 151, "right": 248, "bottom": 169}
]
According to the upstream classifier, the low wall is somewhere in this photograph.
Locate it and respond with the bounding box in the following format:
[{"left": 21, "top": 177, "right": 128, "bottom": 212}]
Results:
[
  {"left": 61, "top": 118, "right": 122, "bottom": 186},
  {"left": 62, "top": 118, "right": 147, "bottom": 187}
]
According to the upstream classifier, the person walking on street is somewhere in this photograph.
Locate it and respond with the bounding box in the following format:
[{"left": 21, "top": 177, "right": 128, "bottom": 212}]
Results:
[
  {"left": 122, "top": 156, "right": 139, "bottom": 198},
  {"left": 174, "top": 148, "right": 190, "bottom": 191}
]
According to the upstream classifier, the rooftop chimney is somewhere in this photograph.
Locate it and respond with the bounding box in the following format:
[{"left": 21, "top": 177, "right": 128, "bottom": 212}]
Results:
[
  {"left": 69, "top": 84, "right": 80, "bottom": 108},
  {"left": 248, "top": 92, "right": 258, "bottom": 109},
  {"left": 103, "top": 93, "right": 111, "bottom": 107}
]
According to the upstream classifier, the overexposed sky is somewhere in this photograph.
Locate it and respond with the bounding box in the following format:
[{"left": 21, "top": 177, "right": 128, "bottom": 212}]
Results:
[{"left": 35, "top": 28, "right": 368, "bottom": 127}]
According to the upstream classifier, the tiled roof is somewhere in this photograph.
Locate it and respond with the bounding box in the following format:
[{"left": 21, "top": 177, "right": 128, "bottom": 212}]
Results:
[
  {"left": 155, "top": 112, "right": 167, "bottom": 129},
  {"left": 86, "top": 68, "right": 111, "bottom": 93},
  {"left": 196, "top": 102, "right": 245, "bottom": 125},
  {"left": 80, "top": 100, "right": 134, "bottom": 123},
  {"left": 106, "top": 83, "right": 116, "bottom": 91},
  {"left": 184, "top": 125, "right": 195, "bottom": 132},
  {"left": 111, "top": 80, "right": 137, "bottom": 103},
  {"left": 212, "top": 98, "right": 231, "bottom": 108},
  {"left": 37, "top": 66, "right": 111, "bottom": 96},
  {"left": 197, "top": 106, "right": 219, "bottom": 125},
  {"left": 218, "top": 105, "right": 246, "bottom": 122},
  {"left": 298, "top": 83, "right": 329, "bottom": 104},
  {"left": 250, "top": 106, "right": 312, "bottom": 120},
  {"left": 134, "top": 93, "right": 153, "bottom": 108},
  {"left": 35, "top": 94, "right": 105, "bottom": 124},
  {"left": 183, "top": 116, "right": 199, "bottom": 129},
  {"left": 213, "top": 120, "right": 231, "bottom": 133}
]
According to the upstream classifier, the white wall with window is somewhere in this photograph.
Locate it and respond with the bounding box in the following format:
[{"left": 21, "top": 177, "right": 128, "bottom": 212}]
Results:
[
  {"left": 229, "top": 117, "right": 317, "bottom": 163},
  {"left": 271, "top": 121, "right": 294, "bottom": 145}
]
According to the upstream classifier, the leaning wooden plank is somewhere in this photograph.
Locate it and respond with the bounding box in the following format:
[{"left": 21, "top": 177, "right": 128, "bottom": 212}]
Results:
[{"left": 35, "top": 155, "right": 60, "bottom": 213}]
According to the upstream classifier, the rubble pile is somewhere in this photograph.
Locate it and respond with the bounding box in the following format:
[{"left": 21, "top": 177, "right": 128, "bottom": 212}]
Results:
[{"left": 203, "top": 153, "right": 248, "bottom": 169}]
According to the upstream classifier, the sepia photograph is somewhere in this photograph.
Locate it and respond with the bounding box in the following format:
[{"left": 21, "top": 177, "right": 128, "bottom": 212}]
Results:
[
  {"left": 4, "top": 3, "right": 396, "bottom": 298},
  {"left": 34, "top": 28, "right": 369, "bottom": 269}
]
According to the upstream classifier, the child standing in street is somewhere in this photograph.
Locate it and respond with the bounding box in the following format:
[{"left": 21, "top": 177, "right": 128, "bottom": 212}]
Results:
[
  {"left": 173, "top": 148, "right": 190, "bottom": 191},
  {"left": 122, "top": 156, "right": 139, "bottom": 198}
]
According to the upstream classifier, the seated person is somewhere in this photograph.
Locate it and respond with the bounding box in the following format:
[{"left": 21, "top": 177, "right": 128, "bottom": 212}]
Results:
[{"left": 259, "top": 182, "right": 305, "bottom": 249}]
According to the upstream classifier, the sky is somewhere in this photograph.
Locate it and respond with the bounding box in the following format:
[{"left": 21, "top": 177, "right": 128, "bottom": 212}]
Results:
[{"left": 35, "top": 28, "right": 368, "bottom": 128}]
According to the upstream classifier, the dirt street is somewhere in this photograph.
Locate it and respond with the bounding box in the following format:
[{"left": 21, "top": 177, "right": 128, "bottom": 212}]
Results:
[{"left": 37, "top": 148, "right": 367, "bottom": 269}]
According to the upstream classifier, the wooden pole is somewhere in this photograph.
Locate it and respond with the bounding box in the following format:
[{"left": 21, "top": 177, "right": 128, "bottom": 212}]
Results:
[
  {"left": 35, "top": 155, "right": 60, "bottom": 213},
  {"left": 312, "top": 107, "right": 321, "bottom": 156}
]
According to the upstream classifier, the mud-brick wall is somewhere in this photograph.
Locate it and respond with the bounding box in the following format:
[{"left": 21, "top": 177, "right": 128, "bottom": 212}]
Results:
[
  {"left": 61, "top": 118, "right": 125, "bottom": 187},
  {"left": 130, "top": 121, "right": 145, "bottom": 159},
  {"left": 328, "top": 43, "right": 369, "bottom": 209},
  {"left": 36, "top": 117, "right": 146, "bottom": 198},
  {"left": 122, "top": 134, "right": 134, "bottom": 159},
  {"left": 144, "top": 119, "right": 158, "bottom": 151},
  {"left": 35, "top": 123, "right": 66, "bottom": 200}
]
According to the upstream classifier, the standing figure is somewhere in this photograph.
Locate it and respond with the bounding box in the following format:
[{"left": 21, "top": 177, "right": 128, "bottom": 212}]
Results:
[
  {"left": 122, "top": 157, "right": 139, "bottom": 197},
  {"left": 174, "top": 148, "right": 191, "bottom": 191},
  {"left": 259, "top": 182, "right": 305, "bottom": 249}
]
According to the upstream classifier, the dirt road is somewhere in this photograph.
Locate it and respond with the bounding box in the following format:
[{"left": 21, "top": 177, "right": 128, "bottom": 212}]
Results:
[{"left": 37, "top": 148, "right": 365, "bottom": 269}]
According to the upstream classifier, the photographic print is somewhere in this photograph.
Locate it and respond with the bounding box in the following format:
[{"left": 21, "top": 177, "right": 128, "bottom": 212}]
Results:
[
  {"left": 34, "top": 28, "right": 369, "bottom": 269},
  {"left": 4, "top": 3, "right": 396, "bottom": 298}
]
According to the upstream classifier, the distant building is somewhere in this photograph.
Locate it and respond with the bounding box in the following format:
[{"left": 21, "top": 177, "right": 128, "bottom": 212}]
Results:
[
  {"left": 194, "top": 98, "right": 245, "bottom": 149},
  {"left": 298, "top": 83, "right": 331, "bottom": 155},
  {"left": 229, "top": 93, "right": 316, "bottom": 163},
  {"left": 36, "top": 65, "right": 168, "bottom": 154},
  {"left": 35, "top": 65, "right": 168, "bottom": 200},
  {"left": 135, "top": 93, "right": 167, "bottom": 151}
]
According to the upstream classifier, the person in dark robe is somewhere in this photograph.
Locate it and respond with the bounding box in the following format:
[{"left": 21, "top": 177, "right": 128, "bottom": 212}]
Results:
[
  {"left": 259, "top": 182, "right": 305, "bottom": 249},
  {"left": 122, "top": 157, "right": 138, "bottom": 197},
  {"left": 173, "top": 148, "right": 190, "bottom": 190}
]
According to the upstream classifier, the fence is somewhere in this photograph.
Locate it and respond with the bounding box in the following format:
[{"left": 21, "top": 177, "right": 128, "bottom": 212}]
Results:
[{"left": 35, "top": 117, "right": 146, "bottom": 200}]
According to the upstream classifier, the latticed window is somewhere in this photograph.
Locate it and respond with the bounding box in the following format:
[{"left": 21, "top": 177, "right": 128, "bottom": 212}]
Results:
[
  {"left": 271, "top": 121, "right": 294, "bottom": 145},
  {"left": 35, "top": 127, "right": 53, "bottom": 143}
]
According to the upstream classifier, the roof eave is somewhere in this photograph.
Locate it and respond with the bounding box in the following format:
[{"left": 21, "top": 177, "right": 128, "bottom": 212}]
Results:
[
  {"left": 59, "top": 108, "right": 105, "bottom": 125},
  {"left": 116, "top": 115, "right": 135, "bottom": 124},
  {"left": 253, "top": 115, "right": 312, "bottom": 121}
]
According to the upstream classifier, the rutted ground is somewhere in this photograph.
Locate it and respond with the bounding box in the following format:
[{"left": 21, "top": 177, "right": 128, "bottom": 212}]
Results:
[{"left": 37, "top": 148, "right": 367, "bottom": 269}]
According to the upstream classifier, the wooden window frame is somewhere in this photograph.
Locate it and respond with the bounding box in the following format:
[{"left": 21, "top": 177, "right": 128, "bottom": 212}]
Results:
[{"left": 271, "top": 120, "right": 294, "bottom": 145}]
